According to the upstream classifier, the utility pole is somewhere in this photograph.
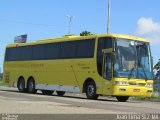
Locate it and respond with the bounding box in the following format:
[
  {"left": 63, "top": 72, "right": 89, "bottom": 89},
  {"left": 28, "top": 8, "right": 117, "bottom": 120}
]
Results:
[
  {"left": 66, "top": 15, "right": 75, "bottom": 35},
  {"left": 107, "top": 0, "right": 110, "bottom": 34}
]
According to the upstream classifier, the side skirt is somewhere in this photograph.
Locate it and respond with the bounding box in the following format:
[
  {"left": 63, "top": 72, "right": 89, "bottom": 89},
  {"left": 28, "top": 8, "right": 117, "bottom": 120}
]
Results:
[{"left": 36, "top": 84, "right": 81, "bottom": 93}]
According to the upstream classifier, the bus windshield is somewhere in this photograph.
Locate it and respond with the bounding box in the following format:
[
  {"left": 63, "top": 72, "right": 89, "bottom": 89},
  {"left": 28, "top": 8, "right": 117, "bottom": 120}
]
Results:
[{"left": 114, "top": 38, "right": 153, "bottom": 80}]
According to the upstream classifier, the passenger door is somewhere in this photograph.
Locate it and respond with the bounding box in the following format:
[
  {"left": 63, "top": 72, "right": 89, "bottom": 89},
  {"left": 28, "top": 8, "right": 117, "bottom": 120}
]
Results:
[{"left": 102, "top": 49, "right": 113, "bottom": 95}]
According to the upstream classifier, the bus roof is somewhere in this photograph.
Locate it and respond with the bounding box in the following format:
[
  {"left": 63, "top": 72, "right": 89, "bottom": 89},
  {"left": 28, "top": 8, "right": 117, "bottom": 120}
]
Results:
[{"left": 6, "top": 33, "right": 149, "bottom": 48}]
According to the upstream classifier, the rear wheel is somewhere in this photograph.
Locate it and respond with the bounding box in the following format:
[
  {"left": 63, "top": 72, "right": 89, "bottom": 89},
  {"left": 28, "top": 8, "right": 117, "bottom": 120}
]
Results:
[
  {"left": 86, "top": 81, "right": 99, "bottom": 100},
  {"left": 42, "top": 90, "right": 54, "bottom": 95},
  {"left": 27, "top": 78, "right": 37, "bottom": 94},
  {"left": 17, "top": 77, "right": 26, "bottom": 93},
  {"left": 116, "top": 96, "right": 129, "bottom": 102},
  {"left": 56, "top": 91, "right": 65, "bottom": 96}
]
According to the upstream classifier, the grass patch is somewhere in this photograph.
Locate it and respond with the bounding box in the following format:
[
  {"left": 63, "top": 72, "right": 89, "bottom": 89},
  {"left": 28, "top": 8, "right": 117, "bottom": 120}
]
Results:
[
  {"left": 151, "top": 94, "right": 160, "bottom": 99},
  {"left": 131, "top": 96, "right": 150, "bottom": 101},
  {"left": 131, "top": 93, "right": 160, "bottom": 101}
]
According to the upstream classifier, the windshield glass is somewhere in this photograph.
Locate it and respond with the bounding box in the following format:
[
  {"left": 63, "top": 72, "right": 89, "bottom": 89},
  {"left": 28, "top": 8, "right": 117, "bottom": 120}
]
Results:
[{"left": 114, "top": 38, "right": 153, "bottom": 80}]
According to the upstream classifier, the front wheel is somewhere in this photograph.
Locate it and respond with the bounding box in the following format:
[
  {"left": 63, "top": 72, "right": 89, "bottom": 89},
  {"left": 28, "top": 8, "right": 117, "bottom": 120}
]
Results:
[
  {"left": 86, "top": 81, "right": 99, "bottom": 100},
  {"left": 116, "top": 96, "right": 129, "bottom": 102}
]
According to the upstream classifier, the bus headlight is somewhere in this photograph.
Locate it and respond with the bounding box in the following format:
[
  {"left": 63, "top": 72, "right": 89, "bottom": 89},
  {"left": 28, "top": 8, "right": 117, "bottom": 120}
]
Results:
[
  {"left": 115, "top": 81, "right": 129, "bottom": 86},
  {"left": 145, "top": 83, "right": 153, "bottom": 88}
]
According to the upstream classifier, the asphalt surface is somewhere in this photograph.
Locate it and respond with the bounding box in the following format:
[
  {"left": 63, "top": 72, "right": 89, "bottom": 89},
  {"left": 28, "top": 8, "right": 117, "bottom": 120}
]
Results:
[{"left": 0, "top": 86, "right": 160, "bottom": 114}]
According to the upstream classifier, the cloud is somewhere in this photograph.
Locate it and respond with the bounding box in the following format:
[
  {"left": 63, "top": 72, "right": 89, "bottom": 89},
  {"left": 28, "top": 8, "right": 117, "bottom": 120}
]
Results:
[{"left": 135, "top": 17, "right": 160, "bottom": 45}]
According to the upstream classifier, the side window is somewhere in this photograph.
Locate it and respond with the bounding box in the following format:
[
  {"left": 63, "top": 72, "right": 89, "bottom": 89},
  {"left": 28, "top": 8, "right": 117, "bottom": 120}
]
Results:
[
  {"left": 6, "top": 47, "right": 20, "bottom": 61},
  {"left": 21, "top": 46, "right": 32, "bottom": 60},
  {"left": 32, "top": 45, "right": 45, "bottom": 60},
  {"left": 45, "top": 43, "right": 60, "bottom": 59},
  {"left": 5, "top": 46, "right": 32, "bottom": 61},
  {"left": 5, "top": 48, "right": 12, "bottom": 61},
  {"left": 5, "top": 39, "right": 96, "bottom": 61},
  {"left": 97, "top": 37, "right": 112, "bottom": 76},
  {"left": 60, "top": 41, "right": 76, "bottom": 59},
  {"left": 76, "top": 39, "right": 95, "bottom": 58},
  {"left": 5, "top": 48, "right": 9, "bottom": 61},
  {"left": 15, "top": 48, "right": 21, "bottom": 61},
  {"left": 5, "top": 48, "right": 10, "bottom": 61}
]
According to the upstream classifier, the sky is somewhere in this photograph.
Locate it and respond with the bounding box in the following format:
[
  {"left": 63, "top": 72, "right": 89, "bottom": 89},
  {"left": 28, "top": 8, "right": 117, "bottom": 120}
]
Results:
[{"left": 0, "top": 0, "right": 160, "bottom": 72}]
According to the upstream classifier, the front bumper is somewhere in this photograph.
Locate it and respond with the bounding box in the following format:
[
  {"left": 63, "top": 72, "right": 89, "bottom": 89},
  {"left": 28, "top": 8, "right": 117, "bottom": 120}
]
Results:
[{"left": 112, "top": 85, "right": 153, "bottom": 97}]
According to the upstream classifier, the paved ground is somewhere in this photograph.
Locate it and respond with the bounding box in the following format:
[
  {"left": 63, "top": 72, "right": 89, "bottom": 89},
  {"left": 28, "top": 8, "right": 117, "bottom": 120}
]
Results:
[{"left": 0, "top": 86, "right": 160, "bottom": 114}]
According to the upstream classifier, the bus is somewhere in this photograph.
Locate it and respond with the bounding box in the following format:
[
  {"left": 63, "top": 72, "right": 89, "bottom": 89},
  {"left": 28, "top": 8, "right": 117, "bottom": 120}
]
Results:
[{"left": 3, "top": 34, "right": 153, "bottom": 102}]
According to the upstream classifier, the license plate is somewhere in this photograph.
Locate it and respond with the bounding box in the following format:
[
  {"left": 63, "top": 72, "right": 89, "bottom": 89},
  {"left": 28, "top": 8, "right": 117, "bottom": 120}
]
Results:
[{"left": 133, "top": 89, "right": 140, "bottom": 92}]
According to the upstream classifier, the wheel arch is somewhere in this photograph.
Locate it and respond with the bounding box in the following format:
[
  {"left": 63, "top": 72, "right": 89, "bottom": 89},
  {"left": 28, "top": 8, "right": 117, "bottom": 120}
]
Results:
[{"left": 82, "top": 77, "right": 95, "bottom": 93}]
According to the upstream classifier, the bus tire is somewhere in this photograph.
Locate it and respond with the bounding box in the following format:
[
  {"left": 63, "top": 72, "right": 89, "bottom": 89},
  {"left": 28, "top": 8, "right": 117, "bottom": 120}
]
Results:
[
  {"left": 17, "top": 77, "right": 26, "bottom": 93},
  {"left": 86, "top": 81, "right": 99, "bottom": 100},
  {"left": 42, "top": 90, "right": 54, "bottom": 95},
  {"left": 116, "top": 96, "right": 129, "bottom": 102},
  {"left": 56, "top": 91, "right": 65, "bottom": 96},
  {"left": 27, "top": 78, "right": 37, "bottom": 94}
]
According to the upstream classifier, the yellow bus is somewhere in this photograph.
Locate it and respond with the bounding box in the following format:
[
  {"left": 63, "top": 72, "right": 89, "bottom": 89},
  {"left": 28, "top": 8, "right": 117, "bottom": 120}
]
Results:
[{"left": 3, "top": 34, "right": 153, "bottom": 102}]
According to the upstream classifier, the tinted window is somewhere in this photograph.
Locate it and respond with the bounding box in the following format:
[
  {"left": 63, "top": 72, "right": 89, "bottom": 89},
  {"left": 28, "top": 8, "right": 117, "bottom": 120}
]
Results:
[
  {"left": 5, "top": 49, "right": 9, "bottom": 61},
  {"left": 32, "top": 45, "right": 45, "bottom": 60},
  {"left": 60, "top": 41, "right": 76, "bottom": 58},
  {"left": 45, "top": 43, "right": 60, "bottom": 59},
  {"left": 5, "top": 39, "right": 95, "bottom": 61},
  {"left": 6, "top": 45, "right": 38, "bottom": 61},
  {"left": 76, "top": 39, "right": 95, "bottom": 58},
  {"left": 6, "top": 47, "right": 16, "bottom": 61},
  {"left": 6, "top": 47, "right": 20, "bottom": 61},
  {"left": 21, "top": 46, "right": 32, "bottom": 60},
  {"left": 5, "top": 48, "right": 11, "bottom": 61}
]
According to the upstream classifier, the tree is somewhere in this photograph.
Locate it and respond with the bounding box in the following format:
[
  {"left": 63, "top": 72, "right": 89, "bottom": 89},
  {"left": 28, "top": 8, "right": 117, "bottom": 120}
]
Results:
[
  {"left": 80, "top": 31, "right": 94, "bottom": 36},
  {"left": 0, "top": 73, "right": 2, "bottom": 80},
  {"left": 153, "top": 59, "right": 160, "bottom": 92},
  {"left": 154, "top": 59, "right": 160, "bottom": 70}
]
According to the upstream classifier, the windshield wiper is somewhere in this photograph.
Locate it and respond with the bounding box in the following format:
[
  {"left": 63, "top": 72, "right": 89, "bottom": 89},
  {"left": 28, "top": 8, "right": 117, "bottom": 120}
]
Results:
[{"left": 128, "top": 67, "right": 135, "bottom": 80}]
